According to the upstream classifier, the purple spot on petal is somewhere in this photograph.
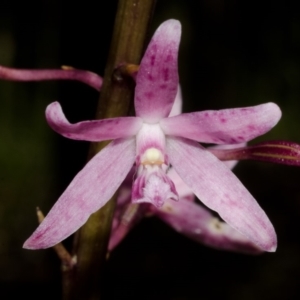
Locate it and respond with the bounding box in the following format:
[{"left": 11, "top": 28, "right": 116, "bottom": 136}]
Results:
[
  {"left": 159, "top": 84, "right": 167, "bottom": 89},
  {"left": 237, "top": 136, "right": 244, "bottom": 140},
  {"left": 219, "top": 138, "right": 227, "bottom": 143},
  {"left": 162, "top": 68, "right": 169, "bottom": 81},
  {"left": 220, "top": 118, "right": 227, "bottom": 123},
  {"left": 204, "top": 112, "right": 209, "bottom": 117},
  {"left": 165, "top": 53, "right": 173, "bottom": 63},
  {"left": 33, "top": 232, "right": 44, "bottom": 241},
  {"left": 150, "top": 55, "right": 156, "bottom": 66},
  {"left": 145, "top": 91, "right": 154, "bottom": 99},
  {"left": 248, "top": 125, "right": 256, "bottom": 131},
  {"left": 147, "top": 74, "right": 154, "bottom": 81},
  {"left": 151, "top": 44, "right": 157, "bottom": 52},
  {"left": 241, "top": 108, "right": 254, "bottom": 113}
]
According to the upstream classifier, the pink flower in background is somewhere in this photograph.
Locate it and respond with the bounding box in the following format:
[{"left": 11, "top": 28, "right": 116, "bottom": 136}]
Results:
[{"left": 24, "top": 19, "right": 281, "bottom": 251}]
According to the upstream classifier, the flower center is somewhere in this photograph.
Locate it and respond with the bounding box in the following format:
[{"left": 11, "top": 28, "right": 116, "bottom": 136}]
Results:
[
  {"left": 141, "top": 148, "right": 164, "bottom": 165},
  {"left": 133, "top": 124, "right": 178, "bottom": 208}
]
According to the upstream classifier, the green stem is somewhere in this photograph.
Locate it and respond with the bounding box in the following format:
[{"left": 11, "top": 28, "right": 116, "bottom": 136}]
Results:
[{"left": 62, "top": 0, "right": 156, "bottom": 299}]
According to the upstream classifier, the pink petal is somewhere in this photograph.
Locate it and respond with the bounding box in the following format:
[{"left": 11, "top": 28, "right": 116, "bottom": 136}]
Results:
[
  {"left": 160, "top": 103, "right": 281, "bottom": 144},
  {"left": 46, "top": 102, "right": 143, "bottom": 141},
  {"left": 167, "top": 168, "right": 194, "bottom": 201},
  {"left": 169, "top": 86, "right": 182, "bottom": 117},
  {"left": 0, "top": 65, "right": 102, "bottom": 90},
  {"left": 156, "top": 199, "right": 262, "bottom": 254},
  {"left": 23, "top": 138, "right": 136, "bottom": 249},
  {"left": 134, "top": 19, "right": 181, "bottom": 123},
  {"left": 166, "top": 137, "right": 277, "bottom": 252}
]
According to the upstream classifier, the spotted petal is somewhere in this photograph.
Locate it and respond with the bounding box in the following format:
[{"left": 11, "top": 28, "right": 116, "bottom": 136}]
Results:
[
  {"left": 160, "top": 103, "right": 281, "bottom": 144},
  {"left": 23, "top": 138, "right": 136, "bottom": 249},
  {"left": 166, "top": 137, "right": 277, "bottom": 252},
  {"left": 157, "top": 198, "right": 262, "bottom": 254},
  {"left": 46, "top": 102, "right": 143, "bottom": 141},
  {"left": 134, "top": 19, "right": 180, "bottom": 123}
]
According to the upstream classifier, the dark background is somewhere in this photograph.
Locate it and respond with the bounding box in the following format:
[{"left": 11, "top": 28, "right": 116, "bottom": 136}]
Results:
[{"left": 1, "top": 0, "right": 300, "bottom": 299}]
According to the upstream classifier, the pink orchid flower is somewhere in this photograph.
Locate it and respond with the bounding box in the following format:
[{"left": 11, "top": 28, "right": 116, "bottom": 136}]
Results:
[
  {"left": 23, "top": 19, "right": 281, "bottom": 251},
  {"left": 109, "top": 93, "right": 261, "bottom": 255}
]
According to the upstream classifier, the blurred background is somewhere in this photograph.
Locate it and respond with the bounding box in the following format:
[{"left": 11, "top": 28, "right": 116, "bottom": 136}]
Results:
[{"left": 1, "top": 0, "right": 300, "bottom": 299}]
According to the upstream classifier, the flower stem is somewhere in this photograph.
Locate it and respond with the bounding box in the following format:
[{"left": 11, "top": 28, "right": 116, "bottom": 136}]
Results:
[
  {"left": 0, "top": 65, "right": 102, "bottom": 90},
  {"left": 62, "top": 1, "right": 156, "bottom": 299}
]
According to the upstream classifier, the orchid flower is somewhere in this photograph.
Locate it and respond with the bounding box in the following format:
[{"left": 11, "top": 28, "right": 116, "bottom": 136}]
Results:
[
  {"left": 108, "top": 94, "right": 261, "bottom": 254},
  {"left": 23, "top": 19, "right": 281, "bottom": 251}
]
